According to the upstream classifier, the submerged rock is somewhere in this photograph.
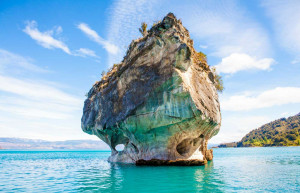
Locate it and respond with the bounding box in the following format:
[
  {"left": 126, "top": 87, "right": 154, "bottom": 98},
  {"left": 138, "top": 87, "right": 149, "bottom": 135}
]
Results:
[{"left": 81, "top": 13, "right": 221, "bottom": 165}]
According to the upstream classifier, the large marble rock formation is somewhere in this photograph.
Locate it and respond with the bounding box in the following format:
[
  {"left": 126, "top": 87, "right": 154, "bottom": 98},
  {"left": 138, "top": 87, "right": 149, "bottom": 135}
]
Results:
[{"left": 81, "top": 13, "right": 221, "bottom": 165}]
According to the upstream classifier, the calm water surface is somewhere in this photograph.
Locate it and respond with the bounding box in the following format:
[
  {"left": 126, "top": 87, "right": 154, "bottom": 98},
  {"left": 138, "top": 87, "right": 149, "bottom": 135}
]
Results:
[{"left": 0, "top": 147, "right": 299, "bottom": 192}]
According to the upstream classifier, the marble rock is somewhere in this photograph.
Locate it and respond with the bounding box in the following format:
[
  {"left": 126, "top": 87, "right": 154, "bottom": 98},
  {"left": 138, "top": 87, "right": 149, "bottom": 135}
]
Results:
[{"left": 81, "top": 13, "right": 221, "bottom": 165}]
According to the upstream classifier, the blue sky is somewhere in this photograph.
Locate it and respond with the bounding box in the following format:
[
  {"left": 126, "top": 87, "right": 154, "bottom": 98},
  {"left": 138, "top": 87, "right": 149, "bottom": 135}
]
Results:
[{"left": 0, "top": 0, "right": 299, "bottom": 144}]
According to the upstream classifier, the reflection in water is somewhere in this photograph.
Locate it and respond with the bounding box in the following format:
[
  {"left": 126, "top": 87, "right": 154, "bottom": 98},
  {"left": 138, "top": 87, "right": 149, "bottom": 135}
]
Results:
[
  {"left": 76, "top": 160, "right": 222, "bottom": 192},
  {"left": 194, "top": 161, "right": 226, "bottom": 192},
  {"left": 75, "top": 161, "right": 127, "bottom": 192},
  {"left": 1, "top": 148, "right": 300, "bottom": 192}
]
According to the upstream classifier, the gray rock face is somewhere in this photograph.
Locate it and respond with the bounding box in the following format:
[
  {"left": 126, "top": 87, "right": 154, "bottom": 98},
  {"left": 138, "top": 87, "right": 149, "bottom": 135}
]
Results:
[{"left": 81, "top": 13, "right": 221, "bottom": 164}]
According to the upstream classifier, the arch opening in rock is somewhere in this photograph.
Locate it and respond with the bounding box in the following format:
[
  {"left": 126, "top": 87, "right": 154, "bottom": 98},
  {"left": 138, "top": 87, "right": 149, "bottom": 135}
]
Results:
[
  {"left": 176, "top": 137, "right": 203, "bottom": 157},
  {"left": 115, "top": 144, "right": 125, "bottom": 152},
  {"left": 176, "top": 138, "right": 193, "bottom": 156}
]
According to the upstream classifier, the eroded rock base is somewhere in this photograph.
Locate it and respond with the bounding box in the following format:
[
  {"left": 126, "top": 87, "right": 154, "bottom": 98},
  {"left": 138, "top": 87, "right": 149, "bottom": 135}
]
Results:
[
  {"left": 136, "top": 159, "right": 208, "bottom": 166},
  {"left": 205, "top": 149, "right": 213, "bottom": 161}
]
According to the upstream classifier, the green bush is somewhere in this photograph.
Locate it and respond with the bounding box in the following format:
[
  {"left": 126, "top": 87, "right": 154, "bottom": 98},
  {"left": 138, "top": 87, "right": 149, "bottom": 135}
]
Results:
[
  {"left": 289, "top": 130, "right": 295, "bottom": 134},
  {"left": 197, "top": 52, "right": 207, "bottom": 63},
  {"left": 286, "top": 134, "right": 297, "bottom": 141},
  {"left": 211, "top": 67, "right": 224, "bottom": 92},
  {"left": 139, "top": 22, "right": 148, "bottom": 37},
  {"left": 274, "top": 137, "right": 284, "bottom": 143}
]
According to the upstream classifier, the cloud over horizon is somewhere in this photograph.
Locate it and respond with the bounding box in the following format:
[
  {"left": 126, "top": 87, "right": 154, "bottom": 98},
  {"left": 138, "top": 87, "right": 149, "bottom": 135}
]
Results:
[
  {"left": 210, "top": 115, "right": 271, "bottom": 144},
  {"left": 221, "top": 87, "right": 300, "bottom": 111},
  {"left": 0, "top": 49, "right": 90, "bottom": 141}
]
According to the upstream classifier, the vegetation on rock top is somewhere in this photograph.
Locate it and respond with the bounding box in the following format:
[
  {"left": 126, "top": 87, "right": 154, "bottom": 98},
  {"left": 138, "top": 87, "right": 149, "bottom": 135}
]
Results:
[
  {"left": 139, "top": 22, "right": 148, "bottom": 37},
  {"left": 92, "top": 13, "right": 224, "bottom": 95}
]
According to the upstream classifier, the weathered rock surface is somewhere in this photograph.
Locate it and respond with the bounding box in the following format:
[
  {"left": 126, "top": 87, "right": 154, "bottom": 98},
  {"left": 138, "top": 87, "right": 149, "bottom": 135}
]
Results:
[{"left": 81, "top": 13, "right": 221, "bottom": 164}]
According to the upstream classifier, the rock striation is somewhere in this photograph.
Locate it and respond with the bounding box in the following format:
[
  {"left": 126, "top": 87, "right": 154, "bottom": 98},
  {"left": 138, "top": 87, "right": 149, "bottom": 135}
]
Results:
[{"left": 81, "top": 13, "right": 221, "bottom": 165}]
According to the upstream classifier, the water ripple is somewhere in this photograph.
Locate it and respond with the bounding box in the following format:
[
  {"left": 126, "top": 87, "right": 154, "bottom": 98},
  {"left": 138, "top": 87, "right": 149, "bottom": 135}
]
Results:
[{"left": 0, "top": 148, "right": 299, "bottom": 192}]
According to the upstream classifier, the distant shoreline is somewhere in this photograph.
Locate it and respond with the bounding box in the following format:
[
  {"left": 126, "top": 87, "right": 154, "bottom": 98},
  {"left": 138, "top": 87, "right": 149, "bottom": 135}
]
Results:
[
  {"left": 214, "top": 144, "right": 300, "bottom": 148},
  {"left": 0, "top": 137, "right": 110, "bottom": 150},
  {"left": 0, "top": 149, "right": 111, "bottom": 151}
]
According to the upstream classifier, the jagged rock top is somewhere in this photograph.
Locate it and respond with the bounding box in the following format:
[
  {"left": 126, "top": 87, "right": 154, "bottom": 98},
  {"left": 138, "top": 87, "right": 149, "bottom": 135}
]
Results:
[{"left": 90, "top": 13, "right": 210, "bottom": 93}]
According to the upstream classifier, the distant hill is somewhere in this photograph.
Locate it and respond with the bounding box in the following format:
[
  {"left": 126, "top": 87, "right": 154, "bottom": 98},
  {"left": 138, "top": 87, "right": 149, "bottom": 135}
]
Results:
[
  {"left": 218, "top": 113, "right": 300, "bottom": 147},
  {"left": 0, "top": 138, "right": 110, "bottom": 150},
  {"left": 218, "top": 142, "right": 237, "bottom": 148}
]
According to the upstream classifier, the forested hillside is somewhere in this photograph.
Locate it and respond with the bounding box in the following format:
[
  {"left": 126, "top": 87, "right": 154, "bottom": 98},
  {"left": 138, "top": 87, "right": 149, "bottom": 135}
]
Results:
[{"left": 237, "top": 113, "right": 300, "bottom": 147}]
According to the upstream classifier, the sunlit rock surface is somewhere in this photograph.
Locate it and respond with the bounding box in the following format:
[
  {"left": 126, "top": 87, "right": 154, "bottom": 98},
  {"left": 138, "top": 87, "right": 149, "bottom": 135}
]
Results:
[{"left": 81, "top": 13, "right": 221, "bottom": 165}]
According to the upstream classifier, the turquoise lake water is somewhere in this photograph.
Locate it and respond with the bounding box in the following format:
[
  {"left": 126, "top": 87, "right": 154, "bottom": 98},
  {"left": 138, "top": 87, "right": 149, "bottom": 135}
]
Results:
[{"left": 0, "top": 147, "right": 299, "bottom": 192}]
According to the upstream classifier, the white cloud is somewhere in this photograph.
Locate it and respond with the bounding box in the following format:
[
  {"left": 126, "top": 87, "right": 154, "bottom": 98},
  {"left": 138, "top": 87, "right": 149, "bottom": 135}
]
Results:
[
  {"left": 222, "top": 87, "right": 300, "bottom": 111},
  {"left": 0, "top": 59, "right": 89, "bottom": 140},
  {"left": 210, "top": 115, "right": 271, "bottom": 144},
  {"left": 23, "top": 21, "right": 71, "bottom": 54},
  {"left": 23, "top": 21, "right": 98, "bottom": 59},
  {"left": 291, "top": 59, "right": 300, "bottom": 64},
  {"left": 0, "top": 49, "right": 48, "bottom": 73},
  {"left": 280, "top": 111, "right": 298, "bottom": 118},
  {"left": 215, "top": 53, "right": 275, "bottom": 74},
  {"left": 0, "top": 49, "right": 81, "bottom": 120},
  {"left": 77, "top": 23, "right": 119, "bottom": 55},
  {"left": 182, "top": 1, "right": 272, "bottom": 58},
  {"left": 0, "top": 111, "right": 95, "bottom": 141},
  {"left": 106, "top": 0, "right": 272, "bottom": 68},
  {"left": 107, "top": 0, "right": 161, "bottom": 66},
  {"left": 55, "top": 26, "right": 63, "bottom": 35},
  {"left": 74, "top": 48, "right": 98, "bottom": 58},
  {"left": 199, "top": 45, "right": 208, "bottom": 49},
  {"left": 0, "top": 50, "right": 95, "bottom": 141},
  {"left": 0, "top": 75, "right": 81, "bottom": 105},
  {"left": 262, "top": 0, "right": 300, "bottom": 54},
  {"left": 0, "top": 99, "right": 72, "bottom": 119}
]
